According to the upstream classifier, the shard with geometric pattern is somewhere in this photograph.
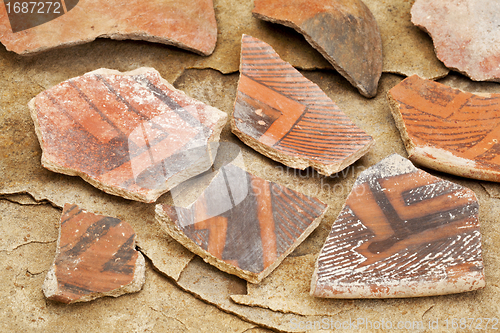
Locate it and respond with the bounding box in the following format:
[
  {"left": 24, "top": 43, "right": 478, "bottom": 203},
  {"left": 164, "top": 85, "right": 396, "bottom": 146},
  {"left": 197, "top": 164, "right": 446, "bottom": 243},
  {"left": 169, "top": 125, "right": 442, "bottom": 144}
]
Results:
[
  {"left": 232, "top": 35, "right": 374, "bottom": 176},
  {"left": 30, "top": 67, "right": 227, "bottom": 203},
  {"left": 311, "top": 154, "right": 485, "bottom": 298},
  {"left": 156, "top": 164, "right": 328, "bottom": 283},
  {"left": 388, "top": 75, "right": 500, "bottom": 182},
  {"left": 43, "top": 203, "right": 146, "bottom": 303}
]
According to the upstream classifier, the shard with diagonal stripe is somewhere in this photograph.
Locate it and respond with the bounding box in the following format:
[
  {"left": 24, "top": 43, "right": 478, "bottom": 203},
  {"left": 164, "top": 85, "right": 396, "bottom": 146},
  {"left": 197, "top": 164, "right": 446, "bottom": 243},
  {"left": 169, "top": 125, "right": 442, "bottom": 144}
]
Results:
[
  {"left": 311, "top": 154, "right": 485, "bottom": 298},
  {"left": 29, "top": 67, "right": 227, "bottom": 203},
  {"left": 42, "top": 203, "right": 145, "bottom": 303},
  {"left": 388, "top": 75, "right": 500, "bottom": 182},
  {"left": 231, "top": 35, "right": 374, "bottom": 176},
  {"left": 156, "top": 164, "right": 328, "bottom": 283}
]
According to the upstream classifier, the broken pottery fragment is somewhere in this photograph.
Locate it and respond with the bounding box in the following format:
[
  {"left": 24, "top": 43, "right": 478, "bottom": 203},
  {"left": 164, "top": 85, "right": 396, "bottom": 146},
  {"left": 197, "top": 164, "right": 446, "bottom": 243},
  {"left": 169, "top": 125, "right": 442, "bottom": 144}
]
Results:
[
  {"left": 311, "top": 154, "right": 485, "bottom": 298},
  {"left": 0, "top": 0, "right": 217, "bottom": 56},
  {"left": 252, "top": 0, "right": 383, "bottom": 97},
  {"left": 231, "top": 35, "right": 374, "bottom": 176},
  {"left": 388, "top": 75, "right": 500, "bottom": 182},
  {"left": 43, "top": 203, "right": 146, "bottom": 304},
  {"left": 156, "top": 164, "right": 328, "bottom": 283},
  {"left": 30, "top": 67, "right": 227, "bottom": 203},
  {"left": 411, "top": 0, "right": 500, "bottom": 81}
]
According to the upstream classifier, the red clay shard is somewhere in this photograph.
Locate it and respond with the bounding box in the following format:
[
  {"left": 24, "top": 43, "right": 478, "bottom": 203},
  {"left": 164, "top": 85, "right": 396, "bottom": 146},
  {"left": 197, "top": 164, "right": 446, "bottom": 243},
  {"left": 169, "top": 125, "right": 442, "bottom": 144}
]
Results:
[
  {"left": 231, "top": 35, "right": 374, "bottom": 176},
  {"left": 43, "top": 203, "right": 146, "bottom": 304},
  {"left": 312, "top": 154, "right": 485, "bottom": 298},
  {"left": 388, "top": 74, "right": 500, "bottom": 182}
]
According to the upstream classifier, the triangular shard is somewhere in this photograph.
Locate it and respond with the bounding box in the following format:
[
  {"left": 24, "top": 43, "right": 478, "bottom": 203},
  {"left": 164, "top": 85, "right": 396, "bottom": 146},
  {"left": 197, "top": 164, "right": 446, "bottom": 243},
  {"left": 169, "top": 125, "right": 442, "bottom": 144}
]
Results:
[
  {"left": 232, "top": 35, "right": 374, "bottom": 176},
  {"left": 30, "top": 67, "right": 227, "bottom": 203},
  {"left": 311, "top": 154, "right": 485, "bottom": 298},
  {"left": 252, "top": 0, "right": 383, "bottom": 97},
  {"left": 156, "top": 164, "right": 328, "bottom": 283},
  {"left": 412, "top": 0, "right": 500, "bottom": 82},
  {"left": 388, "top": 74, "right": 500, "bottom": 182},
  {"left": 0, "top": 0, "right": 217, "bottom": 55},
  {"left": 43, "top": 204, "right": 146, "bottom": 304}
]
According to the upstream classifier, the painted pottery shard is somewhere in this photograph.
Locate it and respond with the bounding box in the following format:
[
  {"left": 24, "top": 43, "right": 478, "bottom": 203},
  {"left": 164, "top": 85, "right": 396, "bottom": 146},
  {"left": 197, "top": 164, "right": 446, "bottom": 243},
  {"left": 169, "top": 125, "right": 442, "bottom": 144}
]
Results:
[
  {"left": 411, "top": 0, "right": 500, "bottom": 82},
  {"left": 311, "top": 154, "right": 485, "bottom": 298},
  {"left": 0, "top": 0, "right": 217, "bottom": 56},
  {"left": 156, "top": 164, "right": 328, "bottom": 283},
  {"left": 43, "top": 203, "right": 146, "bottom": 304},
  {"left": 388, "top": 75, "right": 500, "bottom": 182},
  {"left": 29, "top": 67, "right": 227, "bottom": 203},
  {"left": 252, "top": 0, "right": 382, "bottom": 97},
  {"left": 231, "top": 35, "right": 374, "bottom": 176}
]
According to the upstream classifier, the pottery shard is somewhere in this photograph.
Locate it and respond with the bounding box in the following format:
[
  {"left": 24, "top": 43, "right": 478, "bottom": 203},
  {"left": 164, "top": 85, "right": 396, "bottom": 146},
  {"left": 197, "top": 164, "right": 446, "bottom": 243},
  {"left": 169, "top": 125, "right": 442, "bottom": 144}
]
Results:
[
  {"left": 253, "top": 0, "right": 382, "bottom": 97},
  {"left": 411, "top": 0, "right": 500, "bottom": 82},
  {"left": 156, "top": 164, "right": 328, "bottom": 283},
  {"left": 43, "top": 203, "right": 146, "bottom": 304},
  {"left": 0, "top": 0, "right": 217, "bottom": 56},
  {"left": 30, "top": 67, "right": 227, "bottom": 203},
  {"left": 231, "top": 35, "right": 374, "bottom": 176},
  {"left": 311, "top": 154, "right": 485, "bottom": 298},
  {"left": 388, "top": 75, "right": 500, "bottom": 182}
]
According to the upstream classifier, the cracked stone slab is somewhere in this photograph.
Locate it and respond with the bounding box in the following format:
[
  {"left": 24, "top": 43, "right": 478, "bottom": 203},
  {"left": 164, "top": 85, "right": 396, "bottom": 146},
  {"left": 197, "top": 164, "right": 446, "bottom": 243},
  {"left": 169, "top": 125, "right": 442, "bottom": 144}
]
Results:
[
  {"left": 156, "top": 164, "right": 327, "bottom": 283},
  {"left": 312, "top": 154, "right": 485, "bottom": 298},
  {"left": 30, "top": 67, "right": 227, "bottom": 203},
  {"left": 388, "top": 75, "right": 500, "bottom": 182},
  {"left": 411, "top": 0, "right": 500, "bottom": 82},
  {"left": 253, "top": 0, "right": 382, "bottom": 97},
  {"left": 43, "top": 203, "right": 146, "bottom": 303},
  {"left": 0, "top": 199, "right": 58, "bottom": 252},
  {"left": 231, "top": 254, "right": 355, "bottom": 316},
  {"left": 0, "top": 0, "right": 217, "bottom": 56},
  {"left": 232, "top": 35, "right": 374, "bottom": 176}
]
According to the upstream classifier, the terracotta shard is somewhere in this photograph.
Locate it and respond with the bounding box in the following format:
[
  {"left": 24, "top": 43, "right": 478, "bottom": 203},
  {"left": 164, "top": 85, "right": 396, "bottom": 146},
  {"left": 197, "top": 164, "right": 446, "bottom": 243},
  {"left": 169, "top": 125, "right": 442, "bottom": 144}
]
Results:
[
  {"left": 231, "top": 35, "right": 374, "bottom": 176},
  {"left": 388, "top": 75, "right": 500, "bottom": 182},
  {"left": 0, "top": 0, "right": 217, "bottom": 56},
  {"left": 411, "top": 0, "right": 500, "bottom": 82},
  {"left": 311, "top": 154, "right": 485, "bottom": 298},
  {"left": 29, "top": 67, "right": 227, "bottom": 203},
  {"left": 43, "top": 203, "right": 146, "bottom": 304},
  {"left": 156, "top": 164, "right": 328, "bottom": 283},
  {"left": 252, "top": 0, "right": 382, "bottom": 97}
]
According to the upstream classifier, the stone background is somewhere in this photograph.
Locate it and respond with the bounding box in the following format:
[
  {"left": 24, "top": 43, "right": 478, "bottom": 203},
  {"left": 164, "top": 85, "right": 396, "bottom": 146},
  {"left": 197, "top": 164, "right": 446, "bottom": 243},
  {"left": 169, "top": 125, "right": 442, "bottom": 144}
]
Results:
[{"left": 0, "top": 0, "right": 498, "bottom": 332}]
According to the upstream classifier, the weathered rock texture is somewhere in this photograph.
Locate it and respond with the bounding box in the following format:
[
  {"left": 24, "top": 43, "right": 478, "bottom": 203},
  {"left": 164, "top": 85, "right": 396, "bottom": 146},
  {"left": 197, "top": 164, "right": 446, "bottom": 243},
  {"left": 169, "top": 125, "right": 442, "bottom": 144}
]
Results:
[
  {"left": 232, "top": 35, "right": 374, "bottom": 176},
  {"left": 388, "top": 75, "right": 500, "bottom": 182},
  {"left": 411, "top": 0, "right": 500, "bottom": 81},
  {"left": 312, "top": 154, "right": 485, "bottom": 298},
  {"left": 0, "top": 0, "right": 217, "bottom": 56},
  {"left": 253, "top": 0, "right": 382, "bottom": 97},
  {"left": 156, "top": 164, "right": 327, "bottom": 283},
  {"left": 30, "top": 67, "right": 227, "bottom": 203},
  {"left": 43, "top": 203, "right": 145, "bottom": 303}
]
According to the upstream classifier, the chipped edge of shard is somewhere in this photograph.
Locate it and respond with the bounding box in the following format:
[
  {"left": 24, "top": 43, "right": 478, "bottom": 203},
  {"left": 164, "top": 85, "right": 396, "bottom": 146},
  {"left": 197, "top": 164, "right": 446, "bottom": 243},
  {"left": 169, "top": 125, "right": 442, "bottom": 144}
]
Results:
[
  {"left": 252, "top": 4, "right": 382, "bottom": 98},
  {"left": 155, "top": 167, "right": 327, "bottom": 284},
  {"left": 387, "top": 77, "right": 500, "bottom": 182},
  {"left": 310, "top": 154, "right": 486, "bottom": 298},
  {"left": 231, "top": 35, "right": 374, "bottom": 176},
  {"left": 42, "top": 204, "right": 146, "bottom": 304},
  {"left": 29, "top": 67, "right": 228, "bottom": 203}
]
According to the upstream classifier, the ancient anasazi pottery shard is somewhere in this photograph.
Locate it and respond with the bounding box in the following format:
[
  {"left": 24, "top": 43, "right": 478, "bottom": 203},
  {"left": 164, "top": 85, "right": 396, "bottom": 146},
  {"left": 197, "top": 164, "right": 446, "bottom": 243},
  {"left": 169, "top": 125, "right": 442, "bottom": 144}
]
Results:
[
  {"left": 411, "top": 0, "right": 500, "bottom": 81},
  {"left": 252, "top": 0, "right": 382, "bottom": 97},
  {"left": 156, "top": 164, "right": 328, "bottom": 283},
  {"left": 0, "top": 0, "right": 217, "bottom": 56},
  {"left": 43, "top": 204, "right": 146, "bottom": 304},
  {"left": 388, "top": 75, "right": 500, "bottom": 182},
  {"left": 231, "top": 35, "right": 374, "bottom": 176},
  {"left": 311, "top": 154, "right": 485, "bottom": 298},
  {"left": 30, "top": 67, "right": 227, "bottom": 203}
]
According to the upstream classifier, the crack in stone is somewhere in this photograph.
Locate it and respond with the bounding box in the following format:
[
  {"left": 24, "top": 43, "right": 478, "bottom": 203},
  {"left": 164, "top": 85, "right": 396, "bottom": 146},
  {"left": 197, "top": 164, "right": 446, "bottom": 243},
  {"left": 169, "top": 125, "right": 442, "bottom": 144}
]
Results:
[
  {"left": 149, "top": 306, "right": 189, "bottom": 331},
  {"left": 2, "top": 239, "right": 57, "bottom": 253},
  {"left": 421, "top": 304, "right": 436, "bottom": 320}
]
